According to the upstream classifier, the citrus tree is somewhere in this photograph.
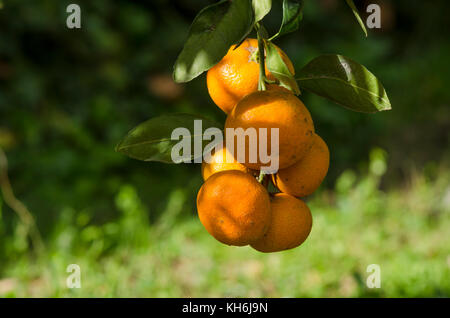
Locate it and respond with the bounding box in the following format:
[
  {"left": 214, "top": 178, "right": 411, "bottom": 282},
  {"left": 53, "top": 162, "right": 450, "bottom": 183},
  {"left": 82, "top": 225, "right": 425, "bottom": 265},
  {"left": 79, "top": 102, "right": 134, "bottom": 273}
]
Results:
[{"left": 116, "top": 0, "right": 391, "bottom": 253}]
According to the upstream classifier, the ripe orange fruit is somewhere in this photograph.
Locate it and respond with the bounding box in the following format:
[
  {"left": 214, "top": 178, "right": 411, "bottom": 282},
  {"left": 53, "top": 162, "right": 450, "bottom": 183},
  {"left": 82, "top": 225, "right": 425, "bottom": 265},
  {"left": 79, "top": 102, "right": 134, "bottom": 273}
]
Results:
[
  {"left": 251, "top": 193, "right": 312, "bottom": 253},
  {"left": 224, "top": 90, "right": 315, "bottom": 170},
  {"left": 201, "top": 145, "right": 255, "bottom": 181},
  {"left": 273, "top": 133, "right": 329, "bottom": 197},
  {"left": 196, "top": 170, "right": 271, "bottom": 246},
  {"left": 207, "top": 38, "right": 295, "bottom": 113}
]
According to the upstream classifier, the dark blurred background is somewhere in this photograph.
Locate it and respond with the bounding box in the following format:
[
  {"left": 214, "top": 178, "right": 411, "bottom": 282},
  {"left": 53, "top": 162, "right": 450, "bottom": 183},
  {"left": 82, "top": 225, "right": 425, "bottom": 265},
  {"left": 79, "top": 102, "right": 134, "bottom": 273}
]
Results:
[{"left": 0, "top": 0, "right": 448, "bottom": 297}]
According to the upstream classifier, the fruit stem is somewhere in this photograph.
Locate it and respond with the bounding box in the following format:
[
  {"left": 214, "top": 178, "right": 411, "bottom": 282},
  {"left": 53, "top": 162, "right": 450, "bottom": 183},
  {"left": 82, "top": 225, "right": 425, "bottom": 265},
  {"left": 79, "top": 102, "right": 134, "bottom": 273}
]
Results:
[
  {"left": 257, "top": 170, "right": 266, "bottom": 184},
  {"left": 256, "top": 23, "right": 267, "bottom": 91}
]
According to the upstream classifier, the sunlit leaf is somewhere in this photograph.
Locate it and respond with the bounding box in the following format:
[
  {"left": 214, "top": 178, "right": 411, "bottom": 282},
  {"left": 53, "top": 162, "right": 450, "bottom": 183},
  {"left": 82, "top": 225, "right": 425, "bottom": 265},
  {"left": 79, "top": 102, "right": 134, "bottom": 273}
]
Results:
[
  {"left": 270, "top": 0, "right": 304, "bottom": 40},
  {"left": 345, "top": 0, "right": 368, "bottom": 37},
  {"left": 252, "top": 0, "right": 272, "bottom": 22},
  {"left": 173, "top": 0, "right": 254, "bottom": 83},
  {"left": 116, "top": 114, "right": 221, "bottom": 163},
  {"left": 297, "top": 54, "right": 391, "bottom": 113},
  {"left": 265, "top": 41, "right": 300, "bottom": 94}
]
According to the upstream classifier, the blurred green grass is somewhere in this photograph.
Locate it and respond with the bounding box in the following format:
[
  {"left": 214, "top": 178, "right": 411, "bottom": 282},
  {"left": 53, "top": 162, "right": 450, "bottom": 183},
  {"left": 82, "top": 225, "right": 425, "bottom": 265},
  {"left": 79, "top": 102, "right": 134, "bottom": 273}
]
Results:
[{"left": 1, "top": 150, "right": 448, "bottom": 297}]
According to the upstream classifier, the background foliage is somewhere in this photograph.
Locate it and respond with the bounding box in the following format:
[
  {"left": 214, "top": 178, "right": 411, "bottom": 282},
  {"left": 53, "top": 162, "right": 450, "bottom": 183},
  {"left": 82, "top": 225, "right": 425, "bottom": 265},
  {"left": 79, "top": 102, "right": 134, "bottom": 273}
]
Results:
[{"left": 0, "top": 0, "right": 449, "bottom": 297}]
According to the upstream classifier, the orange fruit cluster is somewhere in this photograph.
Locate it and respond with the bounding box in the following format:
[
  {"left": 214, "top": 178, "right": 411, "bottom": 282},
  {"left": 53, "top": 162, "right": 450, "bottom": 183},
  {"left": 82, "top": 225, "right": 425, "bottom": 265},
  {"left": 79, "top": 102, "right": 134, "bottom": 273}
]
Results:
[{"left": 197, "top": 39, "right": 329, "bottom": 253}]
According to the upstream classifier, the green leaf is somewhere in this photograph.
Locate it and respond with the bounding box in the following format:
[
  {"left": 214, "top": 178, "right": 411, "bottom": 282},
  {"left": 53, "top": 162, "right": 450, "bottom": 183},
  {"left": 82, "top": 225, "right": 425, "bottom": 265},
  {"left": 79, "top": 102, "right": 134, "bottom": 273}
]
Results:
[
  {"left": 265, "top": 41, "right": 300, "bottom": 94},
  {"left": 116, "top": 113, "right": 221, "bottom": 163},
  {"left": 252, "top": 0, "right": 272, "bottom": 22},
  {"left": 345, "top": 0, "right": 368, "bottom": 37},
  {"left": 270, "top": 0, "right": 304, "bottom": 40},
  {"left": 173, "top": 0, "right": 254, "bottom": 83},
  {"left": 297, "top": 54, "right": 391, "bottom": 113}
]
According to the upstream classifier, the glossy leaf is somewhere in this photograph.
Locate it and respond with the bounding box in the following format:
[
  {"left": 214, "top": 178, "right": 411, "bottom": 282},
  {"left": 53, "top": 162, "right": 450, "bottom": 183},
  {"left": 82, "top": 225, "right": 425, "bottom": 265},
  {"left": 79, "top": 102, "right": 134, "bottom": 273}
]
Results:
[
  {"left": 252, "top": 0, "right": 272, "bottom": 22},
  {"left": 270, "top": 0, "right": 304, "bottom": 40},
  {"left": 265, "top": 41, "right": 300, "bottom": 94},
  {"left": 345, "top": 0, "right": 368, "bottom": 37},
  {"left": 116, "top": 114, "right": 221, "bottom": 163},
  {"left": 173, "top": 0, "right": 254, "bottom": 83},
  {"left": 297, "top": 54, "right": 391, "bottom": 113}
]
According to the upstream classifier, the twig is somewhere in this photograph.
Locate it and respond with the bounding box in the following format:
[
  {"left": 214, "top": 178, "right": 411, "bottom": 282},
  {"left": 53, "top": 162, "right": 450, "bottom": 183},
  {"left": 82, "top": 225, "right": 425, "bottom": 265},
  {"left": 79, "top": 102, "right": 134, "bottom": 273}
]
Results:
[
  {"left": 0, "top": 147, "right": 45, "bottom": 254},
  {"left": 256, "top": 22, "right": 267, "bottom": 91}
]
